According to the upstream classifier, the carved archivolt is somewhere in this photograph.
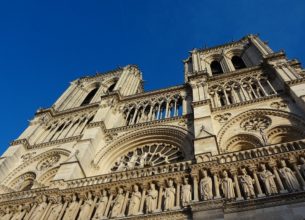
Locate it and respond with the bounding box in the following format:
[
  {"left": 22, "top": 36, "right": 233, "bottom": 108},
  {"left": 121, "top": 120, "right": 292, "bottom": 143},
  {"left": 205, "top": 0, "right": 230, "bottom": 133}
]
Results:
[
  {"left": 218, "top": 109, "right": 305, "bottom": 152},
  {"left": 36, "top": 153, "right": 61, "bottom": 171},
  {"left": 92, "top": 125, "right": 193, "bottom": 174},
  {"left": 225, "top": 134, "right": 263, "bottom": 152},
  {"left": 267, "top": 125, "right": 305, "bottom": 145}
]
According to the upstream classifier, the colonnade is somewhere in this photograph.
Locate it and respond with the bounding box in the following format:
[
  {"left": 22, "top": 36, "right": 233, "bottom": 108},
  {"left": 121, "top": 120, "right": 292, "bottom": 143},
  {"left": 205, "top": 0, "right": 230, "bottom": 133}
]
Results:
[
  {"left": 124, "top": 95, "right": 183, "bottom": 126},
  {"left": 209, "top": 76, "right": 277, "bottom": 108}
]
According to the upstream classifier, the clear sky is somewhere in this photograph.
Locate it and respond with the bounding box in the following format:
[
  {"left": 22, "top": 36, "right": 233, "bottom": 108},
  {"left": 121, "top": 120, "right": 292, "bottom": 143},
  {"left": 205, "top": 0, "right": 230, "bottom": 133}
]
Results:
[{"left": 0, "top": 0, "right": 304, "bottom": 154}]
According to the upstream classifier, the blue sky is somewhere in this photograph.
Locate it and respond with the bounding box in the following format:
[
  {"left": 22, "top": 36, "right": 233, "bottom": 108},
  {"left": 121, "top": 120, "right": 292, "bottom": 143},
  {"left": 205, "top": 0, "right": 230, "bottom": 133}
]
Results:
[{"left": 0, "top": 0, "right": 304, "bottom": 154}]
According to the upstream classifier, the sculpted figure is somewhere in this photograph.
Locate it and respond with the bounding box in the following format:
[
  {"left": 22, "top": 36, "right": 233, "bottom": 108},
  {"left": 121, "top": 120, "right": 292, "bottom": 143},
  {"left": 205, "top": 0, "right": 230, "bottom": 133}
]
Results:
[
  {"left": 181, "top": 178, "right": 192, "bottom": 206},
  {"left": 110, "top": 188, "right": 125, "bottom": 218},
  {"left": 220, "top": 171, "right": 235, "bottom": 200},
  {"left": 78, "top": 192, "right": 94, "bottom": 220},
  {"left": 48, "top": 197, "right": 64, "bottom": 220},
  {"left": 300, "top": 157, "right": 305, "bottom": 179},
  {"left": 127, "top": 150, "right": 139, "bottom": 170},
  {"left": 279, "top": 160, "right": 300, "bottom": 192},
  {"left": 138, "top": 152, "right": 148, "bottom": 169},
  {"left": 31, "top": 195, "right": 48, "bottom": 220},
  {"left": 11, "top": 205, "right": 26, "bottom": 220},
  {"left": 128, "top": 185, "right": 141, "bottom": 216},
  {"left": 164, "top": 179, "right": 176, "bottom": 210},
  {"left": 239, "top": 168, "right": 255, "bottom": 199},
  {"left": 63, "top": 194, "right": 79, "bottom": 220},
  {"left": 259, "top": 128, "right": 268, "bottom": 146},
  {"left": 200, "top": 170, "right": 213, "bottom": 200},
  {"left": 146, "top": 183, "right": 158, "bottom": 213},
  {"left": 259, "top": 164, "right": 278, "bottom": 195},
  {"left": 93, "top": 190, "right": 108, "bottom": 219},
  {"left": 116, "top": 156, "right": 127, "bottom": 172},
  {"left": 1, "top": 207, "right": 13, "bottom": 220}
]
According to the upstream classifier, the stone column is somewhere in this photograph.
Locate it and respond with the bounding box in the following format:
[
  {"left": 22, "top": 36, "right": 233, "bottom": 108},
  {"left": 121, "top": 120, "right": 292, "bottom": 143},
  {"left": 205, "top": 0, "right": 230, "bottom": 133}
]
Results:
[
  {"left": 266, "top": 79, "right": 277, "bottom": 94},
  {"left": 269, "top": 161, "right": 288, "bottom": 193},
  {"left": 230, "top": 169, "right": 244, "bottom": 201},
  {"left": 249, "top": 165, "right": 265, "bottom": 197},
  {"left": 104, "top": 190, "right": 114, "bottom": 218},
  {"left": 58, "top": 200, "right": 68, "bottom": 220},
  {"left": 156, "top": 181, "right": 164, "bottom": 212},
  {"left": 165, "top": 101, "right": 170, "bottom": 118},
  {"left": 192, "top": 175, "right": 199, "bottom": 202},
  {"left": 175, "top": 179, "right": 181, "bottom": 208},
  {"left": 139, "top": 184, "right": 148, "bottom": 214},
  {"left": 211, "top": 169, "right": 221, "bottom": 199},
  {"left": 121, "top": 188, "right": 130, "bottom": 216}
]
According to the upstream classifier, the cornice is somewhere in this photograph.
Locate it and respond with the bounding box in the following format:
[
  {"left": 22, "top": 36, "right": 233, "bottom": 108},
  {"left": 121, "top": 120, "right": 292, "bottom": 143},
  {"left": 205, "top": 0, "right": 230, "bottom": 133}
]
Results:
[
  {"left": 263, "top": 51, "right": 286, "bottom": 62},
  {"left": 287, "top": 78, "right": 305, "bottom": 86}
]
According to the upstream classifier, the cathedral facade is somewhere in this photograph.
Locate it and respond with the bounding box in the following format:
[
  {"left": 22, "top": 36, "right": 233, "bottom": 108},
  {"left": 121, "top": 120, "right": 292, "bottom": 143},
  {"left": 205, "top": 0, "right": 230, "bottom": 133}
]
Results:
[{"left": 1, "top": 34, "right": 305, "bottom": 219}]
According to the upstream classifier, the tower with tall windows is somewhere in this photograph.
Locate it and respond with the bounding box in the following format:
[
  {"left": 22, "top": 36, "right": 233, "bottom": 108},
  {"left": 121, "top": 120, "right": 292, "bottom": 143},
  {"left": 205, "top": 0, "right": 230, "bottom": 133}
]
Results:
[{"left": 1, "top": 34, "right": 305, "bottom": 219}]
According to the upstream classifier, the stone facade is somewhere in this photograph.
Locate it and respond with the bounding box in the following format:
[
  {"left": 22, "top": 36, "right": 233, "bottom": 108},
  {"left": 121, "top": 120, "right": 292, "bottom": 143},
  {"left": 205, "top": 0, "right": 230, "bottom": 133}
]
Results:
[{"left": 1, "top": 34, "right": 305, "bottom": 219}]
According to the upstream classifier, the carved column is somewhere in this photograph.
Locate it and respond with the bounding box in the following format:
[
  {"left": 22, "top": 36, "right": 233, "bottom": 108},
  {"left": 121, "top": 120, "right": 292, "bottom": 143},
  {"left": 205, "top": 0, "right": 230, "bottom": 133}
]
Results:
[
  {"left": 211, "top": 169, "right": 221, "bottom": 199},
  {"left": 192, "top": 174, "right": 199, "bottom": 202},
  {"left": 175, "top": 178, "right": 181, "bottom": 208},
  {"left": 289, "top": 157, "right": 305, "bottom": 190},
  {"left": 121, "top": 188, "right": 130, "bottom": 216},
  {"left": 131, "top": 108, "right": 139, "bottom": 124},
  {"left": 58, "top": 199, "right": 69, "bottom": 220},
  {"left": 257, "top": 80, "right": 268, "bottom": 96},
  {"left": 139, "top": 184, "right": 148, "bottom": 214},
  {"left": 230, "top": 169, "right": 244, "bottom": 201},
  {"left": 249, "top": 165, "right": 265, "bottom": 197},
  {"left": 156, "top": 181, "right": 164, "bottom": 212},
  {"left": 269, "top": 161, "right": 287, "bottom": 193},
  {"left": 104, "top": 190, "right": 114, "bottom": 218}
]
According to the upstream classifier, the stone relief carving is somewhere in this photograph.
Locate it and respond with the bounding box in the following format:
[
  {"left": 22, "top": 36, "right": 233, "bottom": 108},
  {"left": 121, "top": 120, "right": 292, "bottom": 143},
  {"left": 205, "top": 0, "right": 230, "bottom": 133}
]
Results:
[
  {"left": 270, "top": 100, "right": 288, "bottom": 110},
  {"left": 214, "top": 113, "right": 232, "bottom": 123},
  {"left": 93, "top": 190, "right": 108, "bottom": 219},
  {"left": 36, "top": 154, "right": 60, "bottom": 171},
  {"left": 21, "top": 152, "right": 36, "bottom": 162},
  {"left": 111, "top": 144, "right": 183, "bottom": 172},
  {"left": 240, "top": 116, "right": 271, "bottom": 131}
]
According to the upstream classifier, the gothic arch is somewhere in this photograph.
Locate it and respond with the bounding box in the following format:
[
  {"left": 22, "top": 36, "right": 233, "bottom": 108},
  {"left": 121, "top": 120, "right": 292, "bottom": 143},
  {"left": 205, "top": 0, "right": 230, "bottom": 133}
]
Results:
[
  {"left": 217, "top": 108, "right": 305, "bottom": 152},
  {"left": 93, "top": 125, "right": 194, "bottom": 174},
  {"left": 267, "top": 125, "right": 305, "bottom": 145},
  {"left": 225, "top": 133, "right": 263, "bottom": 152},
  {"left": 2, "top": 149, "right": 70, "bottom": 186}
]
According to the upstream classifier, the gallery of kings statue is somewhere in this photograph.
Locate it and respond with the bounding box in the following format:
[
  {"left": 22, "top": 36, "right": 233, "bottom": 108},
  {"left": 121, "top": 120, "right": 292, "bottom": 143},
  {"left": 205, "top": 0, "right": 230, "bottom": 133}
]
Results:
[{"left": 1, "top": 35, "right": 305, "bottom": 219}]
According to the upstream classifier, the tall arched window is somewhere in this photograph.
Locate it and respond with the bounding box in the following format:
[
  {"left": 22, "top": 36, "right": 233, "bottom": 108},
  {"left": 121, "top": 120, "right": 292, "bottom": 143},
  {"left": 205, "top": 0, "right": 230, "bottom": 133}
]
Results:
[
  {"left": 81, "top": 88, "right": 98, "bottom": 106},
  {"left": 210, "top": 61, "right": 223, "bottom": 75},
  {"left": 231, "top": 56, "right": 246, "bottom": 70}
]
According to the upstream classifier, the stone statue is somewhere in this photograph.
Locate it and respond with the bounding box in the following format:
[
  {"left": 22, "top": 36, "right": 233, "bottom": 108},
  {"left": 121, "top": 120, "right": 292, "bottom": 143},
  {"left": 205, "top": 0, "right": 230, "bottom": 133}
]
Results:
[
  {"left": 200, "top": 170, "right": 213, "bottom": 200},
  {"left": 259, "top": 164, "right": 278, "bottom": 195},
  {"left": 78, "top": 192, "right": 94, "bottom": 220},
  {"left": 63, "top": 194, "right": 79, "bottom": 220},
  {"left": 138, "top": 152, "right": 148, "bottom": 168},
  {"left": 181, "top": 178, "right": 192, "bottom": 206},
  {"left": 146, "top": 183, "right": 158, "bottom": 213},
  {"left": 259, "top": 128, "right": 268, "bottom": 146},
  {"left": 300, "top": 157, "right": 305, "bottom": 178},
  {"left": 127, "top": 150, "right": 139, "bottom": 170},
  {"left": 239, "top": 168, "right": 255, "bottom": 199},
  {"left": 11, "top": 205, "right": 26, "bottom": 220},
  {"left": 1, "top": 207, "right": 13, "bottom": 220},
  {"left": 220, "top": 171, "right": 235, "bottom": 200},
  {"left": 48, "top": 197, "right": 64, "bottom": 220},
  {"left": 128, "top": 185, "right": 141, "bottom": 216},
  {"left": 110, "top": 188, "right": 125, "bottom": 218},
  {"left": 164, "top": 179, "right": 176, "bottom": 210},
  {"left": 93, "top": 190, "right": 108, "bottom": 219},
  {"left": 116, "top": 156, "right": 127, "bottom": 172},
  {"left": 31, "top": 195, "right": 48, "bottom": 220},
  {"left": 279, "top": 160, "right": 300, "bottom": 192}
]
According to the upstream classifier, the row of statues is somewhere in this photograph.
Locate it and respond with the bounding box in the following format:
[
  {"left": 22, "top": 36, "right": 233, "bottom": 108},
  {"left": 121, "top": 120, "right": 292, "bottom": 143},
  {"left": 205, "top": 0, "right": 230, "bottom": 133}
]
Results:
[{"left": 1, "top": 159, "right": 305, "bottom": 219}]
